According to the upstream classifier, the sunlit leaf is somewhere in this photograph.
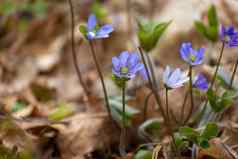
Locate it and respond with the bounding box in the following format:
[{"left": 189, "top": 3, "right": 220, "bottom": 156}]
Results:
[
  {"left": 109, "top": 96, "right": 139, "bottom": 127},
  {"left": 134, "top": 149, "right": 152, "bottom": 159},
  {"left": 48, "top": 103, "right": 75, "bottom": 121}
]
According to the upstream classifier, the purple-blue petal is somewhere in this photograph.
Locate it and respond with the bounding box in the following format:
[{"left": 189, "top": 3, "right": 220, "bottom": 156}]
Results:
[
  {"left": 87, "top": 14, "right": 97, "bottom": 31},
  {"left": 119, "top": 51, "right": 130, "bottom": 66},
  {"left": 193, "top": 73, "right": 208, "bottom": 91},
  {"left": 180, "top": 42, "right": 192, "bottom": 62},
  {"left": 96, "top": 24, "right": 114, "bottom": 38},
  {"left": 112, "top": 57, "right": 121, "bottom": 72},
  {"left": 127, "top": 53, "right": 140, "bottom": 70},
  {"left": 139, "top": 66, "right": 148, "bottom": 80}
]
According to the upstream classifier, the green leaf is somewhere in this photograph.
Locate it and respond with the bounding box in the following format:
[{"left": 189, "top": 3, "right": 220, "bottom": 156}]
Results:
[
  {"left": 194, "top": 21, "right": 207, "bottom": 37},
  {"left": 179, "top": 127, "right": 199, "bottom": 142},
  {"left": 79, "top": 25, "right": 87, "bottom": 38},
  {"left": 220, "top": 91, "right": 234, "bottom": 108},
  {"left": 91, "top": 0, "right": 107, "bottom": 20},
  {"left": 198, "top": 137, "right": 210, "bottom": 149},
  {"left": 206, "top": 88, "right": 220, "bottom": 112},
  {"left": 48, "top": 103, "right": 75, "bottom": 121},
  {"left": 194, "top": 4, "right": 219, "bottom": 42},
  {"left": 32, "top": 0, "right": 48, "bottom": 17},
  {"left": 201, "top": 123, "right": 219, "bottom": 140},
  {"left": 133, "top": 149, "right": 152, "bottom": 159},
  {"left": 138, "top": 118, "right": 161, "bottom": 140},
  {"left": 109, "top": 96, "right": 139, "bottom": 126},
  {"left": 174, "top": 133, "right": 189, "bottom": 150},
  {"left": 206, "top": 26, "right": 218, "bottom": 41},
  {"left": 137, "top": 19, "right": 170, "bottom": 52},
  {"left": 217, "top": 68, "right": 238, "bottom": 91},
  {"left": 12, "top": 101, "right": 27, "bottom": 113},
  {"left": 207, "top": 88, "right": 234, "bottom": 112},
  {"left": 139, "top": 118, "right": 161, "bottom": 130},
  {"left": 208, "top": 5, "right": 218, "bottom": 27},
  {"left": 0, "top": 0, "right": 17, "bottom": 15}
]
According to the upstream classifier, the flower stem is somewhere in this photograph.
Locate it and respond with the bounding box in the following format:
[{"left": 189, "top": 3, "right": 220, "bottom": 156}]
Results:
[
  {"left": 184, "top": 65, "right": 194, "bottom": 124},
  {"left": 199, "top": 42, "right": 225, "bottom": 126},
  {"left": 89, "top": 41, "right": 112, "bottom": 120},
  {"left": 67, "top": 0, "right": 89, "bottom": 96},
  {"left": 119, "top": 86, "right": 127, "bottom": 156},
  {"left": 165, "top": 88, "right": 170, "bottom": 122},
  {"left": 165, "top": 87, "right": 180, "bottom": 158},
  {"left": 143, "top": 91, "right": 153, "bottom": 121},
  {"left": 146, "top": 53, "right": 158, "bottom": 89},
  {"left": 230, "top": 57, "right": 238, "bottom": 89},
  {"left": 138, "top": 47, "right": 167, "bottom": 121},
  {"left": 210, "top": 42, "right": 225, "bottom": 89},
  {"left": 180, "top": 91, "right": 189, "bottom": 125}
]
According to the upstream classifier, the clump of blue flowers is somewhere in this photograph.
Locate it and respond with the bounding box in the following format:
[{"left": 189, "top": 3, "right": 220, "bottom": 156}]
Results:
[
  {"left": 163, "top": 66, "right": 189, "bottom": 89},
  {"left": 180, "top": 42, "right": 205, "bottom": 66},
  {"left": 80, "top": 14, "right": 114, "bottom": 40},
  {"left": 112, "top": 51, "right": 146, "bottom": 87},
  {"left": 220, "top": 25, "right": 238, "bottom": 47}
]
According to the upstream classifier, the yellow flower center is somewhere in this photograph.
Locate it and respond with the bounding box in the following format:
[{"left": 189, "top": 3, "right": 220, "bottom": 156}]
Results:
[
  {"left": 121, "top": 67, "right": 129, "bottom": 74},
  {"left": 190, "top": 54, "right": 196, "bottom": 62}
]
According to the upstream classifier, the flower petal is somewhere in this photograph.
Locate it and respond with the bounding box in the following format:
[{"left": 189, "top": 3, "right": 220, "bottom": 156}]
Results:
[
  {"left": 112, "top": 57, "right": 120, "bottom": 72},
  {"left": 119, "top": 51, "right": 130, "bottom": 66},
  {"left": 87, "top": 14, "right": 97, "bottom": 31},
  {"left": 163, "top": 66, "right": 171, "bottom": 84},
  {"left": 96, "top": 24, "right": 114, "bottom": 38},
  {"left": 127, "top": 53, "right": 140, "bottom": 70},
  {"left": 180, "top": 42, "right": 192, "bottom": 62},
  {"left": 193, "top": 73, "right": 208, "bottom": 91}
]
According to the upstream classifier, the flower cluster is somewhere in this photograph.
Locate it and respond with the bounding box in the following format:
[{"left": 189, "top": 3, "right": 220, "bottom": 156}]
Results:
[{"left": 220, "top": 25, "right": 238, "bottom": 47}]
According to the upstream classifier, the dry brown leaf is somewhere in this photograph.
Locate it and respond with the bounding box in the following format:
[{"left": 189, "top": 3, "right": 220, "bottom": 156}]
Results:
[{"left": 53, "top": 113, "right": 119, "bottom": 159}]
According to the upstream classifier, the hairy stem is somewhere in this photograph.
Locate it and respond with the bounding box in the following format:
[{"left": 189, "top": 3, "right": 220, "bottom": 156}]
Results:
[
  {"left": 230, "top": 57, "right": 238, "bottom": 89},
  {"left": 180, "top": 91, "right": 189, "bottom": 125},
  {"left": 89, "top": 41, "right": 112, "bottom": 119},
  {"left": 143, "top": 91, "right": 153, "bottom": 121},
  {"left": 165, "top": 88, "right": 170, "bottom": 123},
  {"left": 210, "top": 42, "right": 225, "bottom": 89},
  {"left": 184, "top": 65, "right": 194, "bottom": 124},
  {"left": 165, "top": 88, "right": 180, "bottom": 158},
  {"left": 138, "top": 47, "right": 167, "bottom": 121},
  {"left": 67, "top": 0, "right": 89, "bottom": 96},
  {"left": 199, "top": 42, "right": 225, "bottom": 126},
  {"left": 146, "top": 53, "right": 158, "bottom": 89},
  {"left": 119, "top": 86, "right": 127, "bottom": 156}
]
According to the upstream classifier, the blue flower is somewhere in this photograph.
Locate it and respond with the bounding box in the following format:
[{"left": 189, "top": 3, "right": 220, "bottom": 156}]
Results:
[
  {"left": 87, "top": 14, "right": 114, "bottom": 40},
  {"left": 193, "top": 73, "right": 208, "bottom": 91},
  {"left": 112, "top": 51, "right": 147, "bottom": 80},
  {"left": 180, "top": 42, "right": 205, "bottom": 66},
  {"left": 163, "top": 66, "right": 189, "bottom": 89},
  {"left": 220, "top": 25, "right": 238, "bottom": 47}
]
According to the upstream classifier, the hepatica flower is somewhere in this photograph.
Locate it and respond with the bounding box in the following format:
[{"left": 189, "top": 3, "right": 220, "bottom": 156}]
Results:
[
  {"left": 220, "top": 25, "right": 238, "bottom": 47},
  {"left": 193, "top": 73, "right": 208, "bottom": 91},
  {"left": 163, "top": 66, "right": 189, "bottom": 89},
  {"left": 112, "top": 51, "right": 146, "bottom": 86},
  {"left": 180, "top": 42, "right": 205, "bottom": 66},
  {"left": 80, "top": 14, "right": 114, "bottom": 40}
]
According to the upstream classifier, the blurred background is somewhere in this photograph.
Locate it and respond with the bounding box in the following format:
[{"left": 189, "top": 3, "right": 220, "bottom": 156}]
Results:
[{"left": 0, "top": 0, "right": 238, "bottom": 159}]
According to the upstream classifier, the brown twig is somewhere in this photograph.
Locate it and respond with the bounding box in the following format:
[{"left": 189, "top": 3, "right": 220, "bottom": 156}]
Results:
[
  {"left": 67, "top": 0, "right": 89, "bottom": 96},
  {"left": 230, "top": 57, "right": 238, "bottom": 89}
]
